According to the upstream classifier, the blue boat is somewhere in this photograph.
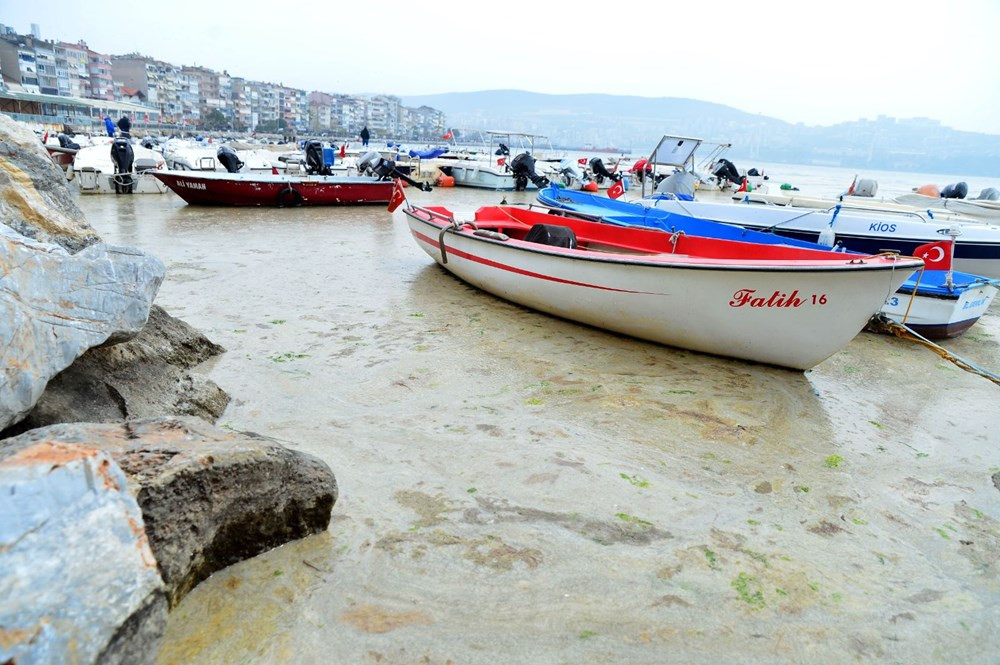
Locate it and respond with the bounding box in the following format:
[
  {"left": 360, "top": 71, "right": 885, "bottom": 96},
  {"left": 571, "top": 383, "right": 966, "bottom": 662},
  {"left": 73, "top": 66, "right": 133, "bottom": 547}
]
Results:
[{"left": 536, "top": 186, "right": 1000, "bottom": 338}]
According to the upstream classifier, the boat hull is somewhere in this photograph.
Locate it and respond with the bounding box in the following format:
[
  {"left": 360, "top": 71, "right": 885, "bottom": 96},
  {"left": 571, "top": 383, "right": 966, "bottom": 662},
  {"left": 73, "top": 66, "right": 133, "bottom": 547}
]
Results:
[
  {"left": 535, "top": 187, "right": 1000, "bottom": 338},
  {"left": 46, "top": 146, "right": 77, "bottom": 171},
  {"left": 77, "top": 169, "right": 169, "bottom": 195},
  {"left": 403, "top": 209, "right": 920, "bottom": 370},
  {"left": 152, "top": 171, "right": 394, "bottom": 206},
  {"left": 450, "top": 164, "right": 541, "bottom": 191},
  {"left": 881, "top": 280, "right": 999, "bottom": 338}
]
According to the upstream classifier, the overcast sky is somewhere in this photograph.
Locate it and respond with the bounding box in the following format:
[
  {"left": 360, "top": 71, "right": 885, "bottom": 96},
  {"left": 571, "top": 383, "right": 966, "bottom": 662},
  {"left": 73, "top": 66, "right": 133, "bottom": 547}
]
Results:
[{"left": 4, "top": 0, "right": 998, "bottom": 134}]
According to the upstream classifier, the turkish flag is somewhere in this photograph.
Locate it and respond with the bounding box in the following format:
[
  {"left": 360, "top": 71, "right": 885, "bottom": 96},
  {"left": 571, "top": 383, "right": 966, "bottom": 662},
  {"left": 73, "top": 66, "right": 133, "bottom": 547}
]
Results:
[
  {"left": 608, "top": 179, "right": 625, "bottom": 200},
  {"left": 387, "top": 178, "right": 406, "bottom": 213},
  {"left": 339, "top": 144, "right": 346, "bottom": 158},
  {"left": 442, "top": 130, "right": 453, "bottom": 140},
  {"left": 577, "top": 157, "right": 587, "bottom": 165},
  {"left": 497, "top": 157, "right": 506, "bottom": 167},
  {"left": 912, "top": 240, "right": 953, "bottom": 270}
]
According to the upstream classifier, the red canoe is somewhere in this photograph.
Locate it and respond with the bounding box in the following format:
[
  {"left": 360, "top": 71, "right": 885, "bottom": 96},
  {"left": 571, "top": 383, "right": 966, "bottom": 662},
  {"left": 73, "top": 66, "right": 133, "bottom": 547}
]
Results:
[{"left": 151, "top": 170, "right": 395, "bottom": 206}]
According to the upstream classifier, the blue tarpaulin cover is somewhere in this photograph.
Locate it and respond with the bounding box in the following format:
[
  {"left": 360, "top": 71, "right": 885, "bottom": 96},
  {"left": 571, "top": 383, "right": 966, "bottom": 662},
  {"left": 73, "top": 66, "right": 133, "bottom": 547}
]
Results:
[{"left": 408, "top": 148, "right": 448, "bottom": 159}]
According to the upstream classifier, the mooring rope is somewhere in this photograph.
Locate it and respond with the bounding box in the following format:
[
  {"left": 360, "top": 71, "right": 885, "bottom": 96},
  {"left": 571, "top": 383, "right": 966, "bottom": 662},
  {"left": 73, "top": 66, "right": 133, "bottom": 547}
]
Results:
[{"left": 870, "top": 314, "right": 1000, "bottom": 386}]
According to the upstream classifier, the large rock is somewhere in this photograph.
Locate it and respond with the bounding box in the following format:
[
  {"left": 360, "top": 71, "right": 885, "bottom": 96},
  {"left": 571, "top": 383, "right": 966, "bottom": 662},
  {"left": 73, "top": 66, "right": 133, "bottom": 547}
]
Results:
[
  {"left": 0, "top": 113, "right": 99, "bottom": 252},
  {"left": 0, "top": 440, "right": 168, "bottom": 665},
  {"left": 2, "top": 417, "right": 339, "bottom": 608},
  {"left": 6, "top": 305, "right": 229, "bottom": 435},
  {"left": 0, "top": 224, "right": 165, "bottom": 431}
]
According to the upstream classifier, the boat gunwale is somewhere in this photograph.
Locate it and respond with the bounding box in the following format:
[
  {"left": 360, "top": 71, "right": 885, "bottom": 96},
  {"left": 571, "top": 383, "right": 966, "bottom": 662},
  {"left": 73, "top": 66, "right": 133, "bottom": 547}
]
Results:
[{"left": 403, "top": 207, "right": 925, "bottom": 274}]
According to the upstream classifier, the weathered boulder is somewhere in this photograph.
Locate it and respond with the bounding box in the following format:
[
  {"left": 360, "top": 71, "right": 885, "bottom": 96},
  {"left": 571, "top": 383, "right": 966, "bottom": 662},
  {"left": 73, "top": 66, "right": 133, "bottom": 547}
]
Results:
[
  {"left": 0, "top": 224, "right": 165, "bottom": 431},
  {"left": 0, "top": 113, "right": 99, "bottom": 252},
  {"left": 0, "top": 441, "right": 168, "bottom": 665},
  {"left": 6, "top": 305, "right": 229, "bottom": 435},
  {"left": 2, "top": 417, "right": 339, "bottom": 608}
]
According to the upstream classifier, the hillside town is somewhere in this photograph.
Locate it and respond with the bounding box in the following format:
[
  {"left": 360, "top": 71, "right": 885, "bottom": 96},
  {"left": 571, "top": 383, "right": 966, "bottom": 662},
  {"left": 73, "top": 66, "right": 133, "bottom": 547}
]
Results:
[{"left": 0, "top": 22, "right": 447, "bottom": 139}]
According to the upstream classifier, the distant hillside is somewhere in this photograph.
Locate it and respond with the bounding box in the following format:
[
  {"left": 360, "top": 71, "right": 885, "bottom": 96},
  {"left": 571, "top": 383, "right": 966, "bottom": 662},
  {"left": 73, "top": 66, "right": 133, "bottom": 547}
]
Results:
[{"left": 402, "top": 90, "right": 1000, "bottom": 177}]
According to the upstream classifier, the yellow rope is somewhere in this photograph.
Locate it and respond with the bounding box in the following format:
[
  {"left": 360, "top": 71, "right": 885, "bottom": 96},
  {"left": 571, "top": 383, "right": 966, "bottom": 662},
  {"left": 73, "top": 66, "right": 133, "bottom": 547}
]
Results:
[
  {"left": 870, "top": 315, "right": 1000, "bottom": 386},
  {"left": 900, "top": 268, "right": 924, "bottom": 325}
]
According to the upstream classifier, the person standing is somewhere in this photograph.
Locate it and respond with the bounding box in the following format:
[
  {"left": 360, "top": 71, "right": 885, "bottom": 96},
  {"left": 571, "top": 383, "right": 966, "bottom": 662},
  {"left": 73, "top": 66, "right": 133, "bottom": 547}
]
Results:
[{"left": 360, "top": 126, "right": 370, "bottom": 147}]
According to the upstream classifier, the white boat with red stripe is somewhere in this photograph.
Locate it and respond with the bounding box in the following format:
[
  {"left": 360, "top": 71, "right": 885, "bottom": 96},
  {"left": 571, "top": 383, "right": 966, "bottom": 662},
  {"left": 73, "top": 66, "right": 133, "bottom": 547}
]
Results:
[{"left": 401, "top": 204, "right": 924, "bottom": 370}]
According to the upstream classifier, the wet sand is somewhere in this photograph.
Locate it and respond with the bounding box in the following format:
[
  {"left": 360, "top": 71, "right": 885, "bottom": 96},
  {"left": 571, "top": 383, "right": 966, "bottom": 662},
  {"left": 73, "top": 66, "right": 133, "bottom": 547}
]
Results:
[{"left": 78, "top": 188, "right": 1000, "bottom": 664}]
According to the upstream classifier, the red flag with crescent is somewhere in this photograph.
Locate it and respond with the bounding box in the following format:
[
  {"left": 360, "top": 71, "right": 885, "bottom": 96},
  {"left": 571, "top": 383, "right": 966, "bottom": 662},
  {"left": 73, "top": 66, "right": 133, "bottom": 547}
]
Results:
[
  {"left": 339, "top": 143, "right": 346, "bottom": 158},
  {"left": 387, "top": 178, "right": 406, "bottom": 213},
  {"left": 442, "top": 130, "right": 453, "bottom": 140},
  {"left": 607, "top": 179, "right": 625, "bottom": 200},
  {"left": 912, "top": 240, "right": 953, "bottom": 270}
]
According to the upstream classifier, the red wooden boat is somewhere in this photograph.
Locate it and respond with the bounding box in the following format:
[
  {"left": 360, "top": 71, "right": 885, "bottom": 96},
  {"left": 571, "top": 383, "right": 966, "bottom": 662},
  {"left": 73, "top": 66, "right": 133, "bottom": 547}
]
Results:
[
  {"left": 151, "top": 170, "right": 395, "bottom": 206},
  {"left": 46, "top": 145, "right": 77, "bottom": 171}
]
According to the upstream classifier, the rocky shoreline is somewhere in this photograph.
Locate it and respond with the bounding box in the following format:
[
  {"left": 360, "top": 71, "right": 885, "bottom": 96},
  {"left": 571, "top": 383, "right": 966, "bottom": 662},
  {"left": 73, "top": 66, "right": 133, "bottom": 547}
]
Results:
[{"left": 0, "top": 113, "right": 338, "bottom": 664}]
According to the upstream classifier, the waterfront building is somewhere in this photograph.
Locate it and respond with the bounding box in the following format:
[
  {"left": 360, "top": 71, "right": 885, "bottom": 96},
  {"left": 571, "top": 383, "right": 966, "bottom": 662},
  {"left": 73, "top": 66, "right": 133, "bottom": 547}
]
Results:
[
  {"left": 84, "top": 45, "right": 113, "bottom": 100},
  {"left": 0, "top": 35, "right": 41, "bottom": 93},
  {"left": 0, "top": 22, "right": 447, "bottom": 138},
  {"left": 54, "top": 42, "right": 89, "bottom": 98}
]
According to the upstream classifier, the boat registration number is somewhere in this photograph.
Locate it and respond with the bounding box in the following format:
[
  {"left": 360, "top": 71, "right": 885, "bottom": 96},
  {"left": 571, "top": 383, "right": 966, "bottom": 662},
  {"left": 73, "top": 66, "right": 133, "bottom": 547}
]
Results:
[
  {"left": 177, "top": 180, "right": 207, "bottom": 190},
  {"left": 729, "top": 289, "right": 827, "bottom": 308}
]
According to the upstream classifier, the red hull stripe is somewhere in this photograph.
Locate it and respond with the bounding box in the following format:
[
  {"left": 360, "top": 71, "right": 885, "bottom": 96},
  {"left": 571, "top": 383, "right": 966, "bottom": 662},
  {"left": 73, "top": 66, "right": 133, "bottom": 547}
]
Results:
[{"left": 412, "top": 229, "right": 660, "bottom": 295}]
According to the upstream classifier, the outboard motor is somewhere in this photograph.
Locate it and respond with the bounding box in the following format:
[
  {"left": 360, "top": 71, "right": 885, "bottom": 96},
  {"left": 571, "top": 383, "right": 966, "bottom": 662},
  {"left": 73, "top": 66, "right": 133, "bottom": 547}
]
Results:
[
  {"left": 655, "top": 171, "right": 698, "bottom": 200},
  {"left": 217, "top": 145, "right": 244, "bottom": 173},
  {"left": 975, "top": 187, "right": 1000, "bottom": 201},
  {"left": 711, "top": 158, "right": 742, "bottom": 185},
  {"left": 117, "top": 116, "right": 132, "bottom": 138},
  {"left": 510, "top": 152, "right": 549, "bottom": 191},
  {"left": 110, "top": 137, "right": 135, "bottom": 194},
  {"left": 356, "top": 150, "right": 432, "bottom": 191},
  {"left": 57, "top": 133, "right": 81, "bottom": 150},
  {"left": 852, "top": 178, "right": 878, "bottom": 197},
  {"left": 304, "top": 140, "right": 330, "bottom": 175},
  {"left": 588, "top": 157, "right": 620, "bottom": 185},
  {"left": 558, "top": 158, "right": 589, "bottom": 189},
  {"left": 940, "top": 182, "right": 968, "bottom": 199}
]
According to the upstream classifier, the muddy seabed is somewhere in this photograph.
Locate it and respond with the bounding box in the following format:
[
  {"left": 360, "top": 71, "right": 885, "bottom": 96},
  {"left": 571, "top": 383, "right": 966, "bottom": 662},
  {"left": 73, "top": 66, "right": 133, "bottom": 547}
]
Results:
[{"left": 78, "top": 188, "right": 1000, "bottom": 664}]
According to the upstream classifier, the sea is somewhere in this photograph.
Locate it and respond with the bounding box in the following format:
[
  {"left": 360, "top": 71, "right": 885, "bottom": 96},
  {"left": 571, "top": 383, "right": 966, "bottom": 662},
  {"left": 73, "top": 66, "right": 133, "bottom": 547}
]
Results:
[{"left": 75, "top": 161, "right": 1000, "bottom": 665}]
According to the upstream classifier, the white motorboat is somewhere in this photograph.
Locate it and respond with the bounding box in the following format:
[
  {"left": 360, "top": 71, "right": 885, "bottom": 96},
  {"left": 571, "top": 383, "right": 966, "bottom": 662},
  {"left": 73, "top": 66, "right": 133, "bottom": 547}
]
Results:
[
  {"left": 401, "top": 203, "right": 922, "bottom": 370},
  {"left": 69, "top": 139, "right": 168, "bottom": 195},
  {"left": 448, "top": 131, "right": 561, "bottom": 191}
]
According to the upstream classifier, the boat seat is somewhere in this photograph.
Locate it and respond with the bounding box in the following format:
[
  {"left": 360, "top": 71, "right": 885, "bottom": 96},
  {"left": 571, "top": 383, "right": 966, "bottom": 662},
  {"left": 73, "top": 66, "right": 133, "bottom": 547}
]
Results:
[{"left": 524, "top": 223, "right": 577, "bottom": 249}]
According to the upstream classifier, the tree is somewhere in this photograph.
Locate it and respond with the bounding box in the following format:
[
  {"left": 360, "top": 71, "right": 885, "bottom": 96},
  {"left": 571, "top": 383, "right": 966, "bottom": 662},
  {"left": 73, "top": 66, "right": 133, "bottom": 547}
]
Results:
[{"left": 200, "top": 109, "right": 228, "bottom": 131}]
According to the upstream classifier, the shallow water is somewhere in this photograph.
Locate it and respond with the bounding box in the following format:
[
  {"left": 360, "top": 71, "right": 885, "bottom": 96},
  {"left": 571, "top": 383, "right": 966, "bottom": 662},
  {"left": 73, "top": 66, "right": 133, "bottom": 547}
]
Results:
[{"left": 78, "top": 172, "right": 1000, "bottom": 665}]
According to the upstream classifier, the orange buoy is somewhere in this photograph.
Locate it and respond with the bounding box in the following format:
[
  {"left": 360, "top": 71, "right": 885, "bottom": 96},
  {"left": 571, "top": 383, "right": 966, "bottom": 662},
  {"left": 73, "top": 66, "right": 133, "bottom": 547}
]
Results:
[
  {"left": 437, "top": 175, "right": 455, "bottom": 187},
  {"left": 915, "top": 183, "right": 940, "bottom": 197},
  {"left": 583, "top": 181, "right": 599, "bottom": 192}
]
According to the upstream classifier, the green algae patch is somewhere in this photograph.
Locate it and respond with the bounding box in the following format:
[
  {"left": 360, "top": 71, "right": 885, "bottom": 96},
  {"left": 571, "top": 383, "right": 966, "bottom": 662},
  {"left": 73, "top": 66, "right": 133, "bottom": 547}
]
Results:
[
  {"left": 270, "top": 352, "right": 309, "bottom": 363},
  {"left": 620, "top": 473, "right": 650, "bottom": 488},
  {"left": 615, "top": 513, "right": 653, "bottom": 529},
  {"left": 823, "top": 455, "right": 844, "bottom": 468},
  {"left": 732, "top": 572, "right": 765, "bottom": 608}
]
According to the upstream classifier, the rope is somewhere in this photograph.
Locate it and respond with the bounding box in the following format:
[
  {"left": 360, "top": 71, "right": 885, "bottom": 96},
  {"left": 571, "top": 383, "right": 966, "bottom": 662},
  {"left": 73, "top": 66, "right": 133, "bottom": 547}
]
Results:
[
  {"left": 870, "top": 314, "right": 1000, "bottom": 386},
  {"left": 899, "top": 268, "right": 924, "bottom": 324},
  {"left": 438, "top": 218, "right": 476, "bottom": 264}
]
